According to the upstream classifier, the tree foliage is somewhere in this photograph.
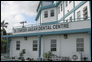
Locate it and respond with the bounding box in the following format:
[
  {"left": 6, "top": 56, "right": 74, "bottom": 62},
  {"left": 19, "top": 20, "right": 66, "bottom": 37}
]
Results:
[
  {"left": 43, "top": 51, "right": 54, "bottom": 58},
  {"left": 1, "top": 20, "right": 8, "bottom": 53},
  {"left": 1, "top": 38, "right": 7, "bottom": 53},
  {"left": 1, "top": 38, "right": 7, "bottom": 44},
  {"left": 1, "top": 20, "right": 8, "bottom": 35}
]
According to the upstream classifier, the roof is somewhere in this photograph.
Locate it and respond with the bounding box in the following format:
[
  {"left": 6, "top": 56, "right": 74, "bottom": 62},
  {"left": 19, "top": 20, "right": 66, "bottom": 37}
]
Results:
[
  {"left": 36, "top": 1, "right": 41, "bottom": 12},
  {"left": 36, "top": 1, "right": 54, "bottom": 12}
]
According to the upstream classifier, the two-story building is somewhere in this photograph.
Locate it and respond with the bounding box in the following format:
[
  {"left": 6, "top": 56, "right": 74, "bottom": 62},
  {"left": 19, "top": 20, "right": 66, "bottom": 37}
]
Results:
[{"left": 1, "top": 1, "right": 91, "bottom": 61}]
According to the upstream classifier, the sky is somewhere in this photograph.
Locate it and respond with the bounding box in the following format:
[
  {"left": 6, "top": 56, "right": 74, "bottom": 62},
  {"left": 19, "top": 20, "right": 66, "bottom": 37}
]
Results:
[{"left": 1, "top": 1, "right": 39, "bottom": 33}]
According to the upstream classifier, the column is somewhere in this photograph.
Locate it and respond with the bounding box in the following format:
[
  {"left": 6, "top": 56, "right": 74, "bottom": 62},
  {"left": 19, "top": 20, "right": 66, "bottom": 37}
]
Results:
[
  {"left": 8, "top": 38, "right": 11, "bottom": 57},
  {"left": 38, "top": 35, "right": 42, "bottom": 61},
  {"left": 89, "top": 1, "right": 91, "bottom": 19},
  {"left": 6, "top": 37, "right": 9, "bottom": 57},
  {"left": 56, "top": 6, "right": 58, "bottom": 21},
  {"left": 40, "top": 13, "right": 41, "bottom": 25},
  {"left": 63, "top": 1, "right": 65, "bottom": 21},
  {"left": 89, "top": 1, "right": 91, "bottom": 61},
  {"left": 88, "top": 32, "right": 91, "bottom": 61},
  {"left": 89, "top": 33, "right": 91, "bottom": 61},
  {"left": 73, "top": 1, "right": 75, "bottom": 21}
]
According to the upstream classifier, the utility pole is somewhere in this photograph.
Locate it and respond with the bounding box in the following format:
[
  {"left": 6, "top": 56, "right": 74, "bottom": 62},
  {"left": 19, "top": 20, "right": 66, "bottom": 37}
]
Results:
[{"left": 20, "top": 21, "right": 27, "bottom": 28}]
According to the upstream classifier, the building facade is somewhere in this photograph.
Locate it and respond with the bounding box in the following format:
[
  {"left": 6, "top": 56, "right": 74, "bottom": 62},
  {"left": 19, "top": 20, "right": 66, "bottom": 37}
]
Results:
[{"left": 1, "top": 1, "right": 91, "bottom": 61}]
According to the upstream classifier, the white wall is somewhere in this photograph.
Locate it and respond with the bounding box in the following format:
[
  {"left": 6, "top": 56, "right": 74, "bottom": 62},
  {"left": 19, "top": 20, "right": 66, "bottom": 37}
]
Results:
[
  {"left": 57, "top": 1, "right": 74, "bottom": 21},
  {"left": 36, "top": 1, "right": 90, "bottom": 26},
  {"left": 58, "top": 1, "right": 90, "bottom": 22},
  {"left": 10, "top": 33, "right": 91, "bottom": 60},
  {"left": 75, "top": 1, "right": 82, "bottom": 7},
  {"left": 75, "top": 1, "right": 90, "bottom": 19},
  {"left": 41, "top": 35, "right": 61, "bottom": 57},
  {"left": 65, "top": 1, "right": 73, "bottom": 15},
  {"left": 64, "top": 13, "right": 74, "bottom": 22},
  {"left": 41, "top": 7, "right": 57, "bottom": 23},
  {"left": 60, "top": 33, "right": 90, "bottom": 57},
  {"left": 41, "top": 33, "right": 90, "bottom": 60},
  {"left": 10, "top": 36, "right": 39, "bottom": 60},
  {"left": 58, "top": 2, "right": 63, "bottom": 20}
]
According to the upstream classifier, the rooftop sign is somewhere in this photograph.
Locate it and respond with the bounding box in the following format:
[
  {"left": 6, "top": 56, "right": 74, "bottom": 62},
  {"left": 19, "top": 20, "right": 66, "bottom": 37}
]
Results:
[{"left": 13, "top": 23, "right": 69, "bottom": 33}]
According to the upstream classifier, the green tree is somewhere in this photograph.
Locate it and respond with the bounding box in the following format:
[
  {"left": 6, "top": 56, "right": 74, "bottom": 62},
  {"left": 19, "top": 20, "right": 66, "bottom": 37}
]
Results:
[
  {"left": 1, "top": 38, "right": 7, "bottom": 53},
  {"left": 1, "top": 20, "right": 8, "bottom": 53},
  {"left": 1, "top": 20, "right": 8, "bottom": 35}
]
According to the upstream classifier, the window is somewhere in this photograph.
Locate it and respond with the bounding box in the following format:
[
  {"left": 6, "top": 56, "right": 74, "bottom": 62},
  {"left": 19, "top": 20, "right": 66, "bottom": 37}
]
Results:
[
  {"left": 66, "top": 19, "right": 68, "bottom": 22},
  {"left": 64, "top": 19, "right": 68, "bottom": 22},
  {"left": 65, "top": 1, "right": 68, "bottom": 7},
  {"left": 69, "top": 1, "right": 72, "bottom": 4},
  {"left": 83, "top": 6, "right": 88, "bottom": 20},
  {"left": 70, "top": 16, "right": 72, "bottom": 22},
  {"left": 50, "top": 10, "right": 54, "bottom": 17},
  {"left": 44, "top": 11, "right": 48, "bottom": 18},
  {"left": 58, "top": 7, "right": 60, "bottom": 14},
  {"left": 33, "top": 40, "right": 38, "bottom": 51},
  {"left": 16, "top": 41, "right": 20, "bottom": 50},
  {"left": 61, "top": 3, "right": 63, "bottom": 12},
  {"left": 76, "top": 38, "right": 84, "bottom": 51},
  {"left": 51, "top": 39, "right": 57, "bottom": 51},
  {"left": 77, "top": 11, "right": 81, "bottom": 21}
]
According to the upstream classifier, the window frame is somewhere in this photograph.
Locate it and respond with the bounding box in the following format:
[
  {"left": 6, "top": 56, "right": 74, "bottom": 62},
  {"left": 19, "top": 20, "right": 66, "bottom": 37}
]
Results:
[
  {"left": 77, "top": 11, "right": 81, "bottom": 21},
  {"left": 16, "top": 41, "right": 20, "bottom": 50},
  {"left": 66, "top": 19, "right": 68, "bottom": 22},
  {"left": 33, "top": 40, "right": 38, "bottom": 51},
  {"left": 50, "top": 10, "right": 54, "bottom": 17},
  {"left": 83, "top": 6, "right": 88, "bottom": 20},
  {"left": 65, "top": 1, "right": 68, "bottom": 7},
  {"left": 44, "top": 11, "right": 48, "bottom": 18},
  {"left": 58, "top": 7, "right": 60, "bottom": 14},
  {"left": 76, "top": 38, "right": 84, "bottom": 52},
  {"left": 51, "top": 39, "right": 57, "bottom": 51},
  {"left": 61, "top": 3, "right": 63, "bottom": 12}
]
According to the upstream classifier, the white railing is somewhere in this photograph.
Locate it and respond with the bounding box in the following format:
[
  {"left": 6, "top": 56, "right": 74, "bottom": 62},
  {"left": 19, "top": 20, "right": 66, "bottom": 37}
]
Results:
[
  {"left": 13, "top": 17, "right": 90, "bottom": 29},
  {"left": 12, "top": 17, "right": 90, "bottom": 34}
]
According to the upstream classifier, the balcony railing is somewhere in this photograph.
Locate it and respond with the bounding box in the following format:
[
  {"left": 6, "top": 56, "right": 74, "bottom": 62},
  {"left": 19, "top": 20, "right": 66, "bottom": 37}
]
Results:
[
  {"left": 12, "top": 17, "right": 90, "bottom": 34},
  {"left": 13, "top": 17, "right": 90, "bottom": 29}
]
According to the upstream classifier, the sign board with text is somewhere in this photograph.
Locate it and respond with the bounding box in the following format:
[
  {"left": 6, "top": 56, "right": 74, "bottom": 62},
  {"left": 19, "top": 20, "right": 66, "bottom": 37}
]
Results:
[{"left": 13, "top": 23, "right": 69, "bottom": 33}]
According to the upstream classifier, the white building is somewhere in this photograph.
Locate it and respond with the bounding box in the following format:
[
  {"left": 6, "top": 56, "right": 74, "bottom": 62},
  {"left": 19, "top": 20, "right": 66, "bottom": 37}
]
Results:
[{"left": 1, "top": 1, "right": 91, "bottom": 61}]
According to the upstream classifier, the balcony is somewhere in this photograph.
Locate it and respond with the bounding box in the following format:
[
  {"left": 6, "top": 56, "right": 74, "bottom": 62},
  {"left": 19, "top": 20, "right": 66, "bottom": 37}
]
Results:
[{"left": 13, "top": 17, "right": 91, "bottom": 35}]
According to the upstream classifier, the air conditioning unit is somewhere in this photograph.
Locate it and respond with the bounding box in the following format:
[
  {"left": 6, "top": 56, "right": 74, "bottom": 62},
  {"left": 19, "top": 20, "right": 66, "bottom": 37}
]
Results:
[{"left": 71, "top": 52, "right": 81, "bottom": 61}]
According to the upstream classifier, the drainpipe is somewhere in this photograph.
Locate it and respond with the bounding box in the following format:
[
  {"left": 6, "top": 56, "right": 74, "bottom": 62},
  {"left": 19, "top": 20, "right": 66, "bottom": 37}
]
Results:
[
  {"left": 6, "top": 37, "right": 9, "bottom": 57},
  {"left": 38, "top": 35, "right": 42, "bottom": 61}
]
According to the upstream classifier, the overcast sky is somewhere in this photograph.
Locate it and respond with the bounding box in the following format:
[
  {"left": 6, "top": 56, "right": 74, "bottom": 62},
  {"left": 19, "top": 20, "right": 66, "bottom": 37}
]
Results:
[{"left": 1, "top": 1, "right": 40, "bottom": 33}]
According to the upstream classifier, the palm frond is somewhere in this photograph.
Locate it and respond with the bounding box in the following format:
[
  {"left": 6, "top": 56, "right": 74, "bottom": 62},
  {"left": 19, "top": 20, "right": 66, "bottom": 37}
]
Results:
[
  {"left": 1, "top": 20, "right": 8, "bottom": 33},
  {"left": 2, "top": 27, "right": 5, "bottom": 31},
  {"left": 1, "top": 20, "right": 5, "bottom": 24},
  {"left": 5, "top": 26, "right": 7, "bottom": 28},
  {"left": 5, "top": 22, "right": 8, "bottom": 25}
]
